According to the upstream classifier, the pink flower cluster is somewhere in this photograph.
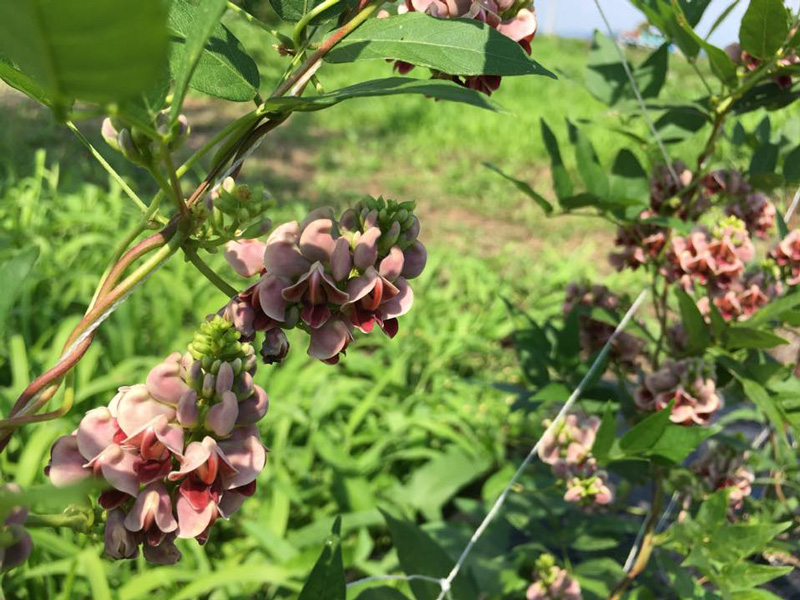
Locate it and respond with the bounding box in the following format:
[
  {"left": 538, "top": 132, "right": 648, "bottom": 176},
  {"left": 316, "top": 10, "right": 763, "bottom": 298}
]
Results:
[
  {"left": 692, "top": 445, "right": 754, "bottom": 511},
  {"left": 538, "top": 414, "right": 613, "bottom": 506},
  {"left": 526, "top": 554, "right": 582, "bottom": 600},
  {"left": 770, "top": 230, "right": 800, "bottom": 286},
  {"left": 563, "top": 283, "right": 643, "bottom": 367},
  {"left": 664, "top": 218, "right": 775, "bottom": 322},
  {"left": 665, "top": 221, "right": 755, "bottom": 292},
  {"left": 377, "top": 1, "right": 538, "bottom": 96},
  {"left": 223, "top": 198, "right": 427, "bottom": 364},
  {"left": 703, "top": 169, "right": 776, "bottom": 239},
  {"left": 610, "top": 160, "right": 696, "bottom": 272},
  {"left": 0, "top": 485, "right": 31, "bottom": 573},
  {"left": 46, "top": 317, "right": 268, "bottom": 563},
  {"left": 725, "top": 42, "right": 800, "bottom": 89},
  {"left": 634, "top": 358, "right": 721, "bottom": 426}
]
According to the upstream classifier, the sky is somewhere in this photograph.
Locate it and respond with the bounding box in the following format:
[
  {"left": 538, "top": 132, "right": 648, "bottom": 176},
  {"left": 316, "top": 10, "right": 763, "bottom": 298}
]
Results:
[{"left": 539, "top": 0, "right": 800, "bottom": 45}]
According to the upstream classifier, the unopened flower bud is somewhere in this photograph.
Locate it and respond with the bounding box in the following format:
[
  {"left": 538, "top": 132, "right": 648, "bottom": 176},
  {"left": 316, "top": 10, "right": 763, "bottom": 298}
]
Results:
[
  {"left": 261, "top": 329, "right": 290, "bottom": 365},
  {"left": 204, "top": 391, "right": 238, "bottom": 437},
  {"left": 216, "top": 362, "right": 234, "bottom": 395},
  {"left": 202, "top": 373, "right": 216, "bottom": 399},
  {"left": 101, "top": 118, "right": 121, "bottom": 151},
  {"left": 177, "top": 390, "right": 199, "bottom": 427}
]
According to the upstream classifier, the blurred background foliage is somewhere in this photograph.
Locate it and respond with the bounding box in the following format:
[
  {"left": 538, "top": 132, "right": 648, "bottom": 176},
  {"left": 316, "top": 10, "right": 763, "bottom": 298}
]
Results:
[{"left": 2, "top": 2, "right": 800, "bottom": 597}]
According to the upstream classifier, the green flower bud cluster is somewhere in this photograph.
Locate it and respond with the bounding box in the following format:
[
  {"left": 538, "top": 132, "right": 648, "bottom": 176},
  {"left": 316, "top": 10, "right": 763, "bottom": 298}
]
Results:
[
  {"left": 347, "top": 196, "right": 421, "bottom": 254},
  {"left": 198, "top": 177, "right": 272, "bottom": 244},
  {"left": 533, "top": 554, "right": 558, "bottom": 585},
  {"left": 712, "top": 215, "right": 747, "bottom": 239},
  {"left": 188, "top": 316, "right": 250, "bottom": 365}
]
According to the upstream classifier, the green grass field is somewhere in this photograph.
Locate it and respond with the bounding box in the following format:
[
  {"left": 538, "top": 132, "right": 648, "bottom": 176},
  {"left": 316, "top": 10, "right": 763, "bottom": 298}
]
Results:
[{"left": 0, "top": 24, "right": 796, "bottom": 598}]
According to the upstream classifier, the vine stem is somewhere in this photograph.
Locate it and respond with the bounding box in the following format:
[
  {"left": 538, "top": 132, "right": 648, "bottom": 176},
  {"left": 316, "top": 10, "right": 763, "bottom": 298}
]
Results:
[
  {"left": 65, "top": 121, "right": 148, "bottom": 214},
  {"left": 608, "top": 472, "right": 664, "bottom": 600},
  {"left": 293, "top": 0, "right": 343, "bottom": 49},
  {"left": 226, "top": 1, "right": 288, "bottom": 44},
  {"left": 273, "top": 2, "right": 384, "bottom": 97},
  {"left": 183, "top": 247, "right": 239, "bottom": 297}
]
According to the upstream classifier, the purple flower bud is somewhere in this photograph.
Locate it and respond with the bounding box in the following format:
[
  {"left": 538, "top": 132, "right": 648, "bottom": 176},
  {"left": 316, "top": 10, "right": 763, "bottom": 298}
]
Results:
[
  {"left": 101, "top": 118, "right": 121, "bottom": 151},
  {"left": 330, "top": 237, "right": 353, "bottom": 282},
  {"left": 204, "top": 391, "right": 239, "bottom": 437},
  {"left": 401, "top": 241, "right": 427, "bottom": 279},
  {"left": 202, "top": 373, "right": 216, "bottom": 399},
  {"left": 104, "top": 509, "right": 138, "bottom": 560},
  {"left": 215, "top": 362, "right": 234, "bottom": 396},
  {"left": 237, "top": 385, "right": 270, "bottom": 425},
  {"left": 147, "top": 360, "right": 190, "bottom": 406},
  {"left": 177, "top": 390, "right": 199, "bottom": 427},
  {"left": 260, "top": 329, "right": 289, "bottom": 365},
  {"left": 354, "top": 227, "right": 381, "bottom": 270}
]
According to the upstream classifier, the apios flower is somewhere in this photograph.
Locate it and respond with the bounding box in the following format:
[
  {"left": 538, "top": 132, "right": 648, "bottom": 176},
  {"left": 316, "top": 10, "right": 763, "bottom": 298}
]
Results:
[
  {"left": 538, "top": 413, "right": 614, "bottom": 506},
  {"left": 692, "top": 445, "right": 754, "bottom": 511},
  {"left": 770, "top": 229, "right": 800, "bottom": 285},
  {"left": 527, "top": 554, "right": 582, "bottom": 600},
  {"left": 223, "top": 198, "right": 426, "bottom": 364},
  {"left": 46, "top": 318, "right": 269, "bottom": 563},
  {"left": 635, "top": 358, "right": 722, "bottom": 425}
]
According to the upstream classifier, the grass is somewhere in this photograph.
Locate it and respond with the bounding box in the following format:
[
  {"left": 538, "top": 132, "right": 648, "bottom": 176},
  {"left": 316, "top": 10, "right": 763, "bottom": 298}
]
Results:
[{"left": 0, "top": 16, "right": 798, "bottom": 598}]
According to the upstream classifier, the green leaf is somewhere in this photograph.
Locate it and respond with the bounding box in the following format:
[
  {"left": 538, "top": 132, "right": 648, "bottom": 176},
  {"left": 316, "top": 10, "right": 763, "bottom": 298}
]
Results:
[
  {"left": 168, "top": 0, "right": 260, "bottom": 102},
  {"left": 655, "top": 105, "right": 710, "bottom": 143},
  {"left": 169, "top": 0, "right": 227, "bottom": 122},
  {"left": 324, "top": 14, "right": 556, "bottom": 78},
  {"left": 356, "top": 589, "right": 412, "bottom": 600},
  {"left": 0, "top": 0, "right": 168, "bottom": 105},
  {"left": 671, "top": 1, "right": 738, "bottom": 87},
  {"left": 746, "top": 290, "right": 800, "bottom": 326},
  {"left": 749, "top": 143, "right": 779, "bottom": 176},
  {"left": 264, "top": 77, "right": 500, "bottom": 113},
  {"left": 739, "top": 0, "right": 790, "bottom": 59},
  {"left": 740, "top": 377, "right": 787, "bottom": 440},
  {"left": 80, "top": 551, "right": 112, "bottom": 600},
  {"left": 784, "top": 145, "right": 800, "bottom": 181},
  {"left": 725, "top": 326, "right": 788, "bottom": 349},
  {"left": 722, "top": 563, "right": 793, "bottom": 591},
  {"left": 404, "top": 445, "right": 492, "bottom": 520},
  {"left": 0, "top": 247, "right": 39, "bottom": 336},
  {"left": 619, "top": 404, "right": 672, "bottom": 455},
  {"left": 610, "top": 149, "right": 649, "bottom": 206},
  {"left": 730, "top": 590, "right": 784, "bottom": 600},
  {"left": 568, "top": 121, "right": 609, "bottom": 198},
  {"left": 675, "top": 289, "right": 711, "bottom": 353},
  {"left": 585, "top": 33, "right": 668, "bottom": 106},
  {"left": 381, "top": 510, "right": 478, "bottom": 600},
  {"left": 678, "top": 0, "right": 712, "bottom": 26},
  {"left": 298, "top": 517, "right": 346, "bottom": 600},
  {"left": 271, "top": 0, "right": 350, "bottom": 23},
  {"left": 646, "top": 424, "right": 720, "bottom": 463},
  {"left": 592, "top": 403, "right": 616, "bottom": 462},
  {"left": 0, "top": 58, "right": 51, "bottom": 106},
  {"left": 540, "top": 119, "right": 573, "bottom": 200},
  {"left": 484, "top": 163, "right": 553, "bottom": 214}
]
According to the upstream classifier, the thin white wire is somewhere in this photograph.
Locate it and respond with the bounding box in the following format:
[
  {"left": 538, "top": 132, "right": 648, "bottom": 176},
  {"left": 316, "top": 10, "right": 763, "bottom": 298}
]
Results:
[
  {"left": 592, "top": 0, "right": 680, "bottom": 184},
  {"left": 428, "top": 290, "right": 649, "bottom": 600},
  {"left": 783, "top": 185, "right": 800, "bottom": 224},
  {"left": 622, "top": 490, "right": 679, "bottom": 573},
  {"left": 346, "top": 574, "right": 453, "bottom": 597}
]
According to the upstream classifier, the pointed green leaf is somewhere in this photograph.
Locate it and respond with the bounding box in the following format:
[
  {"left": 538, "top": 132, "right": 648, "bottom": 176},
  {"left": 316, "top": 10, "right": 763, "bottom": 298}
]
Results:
[
  {"left": 170, "top": 0, "right": 227, "bottom": 122},
  {"left": 675, "top": 288, "right": 711, "bottom": 353},
  {"left": 740, "top": 0, "right": 790, "bottom": 59},
  {"left": 381, "top": 510, "right": 478, "bottom": 600},
  {"left": 619, "top": 403, "right": 672, "bottom": 455},
  {"left": 568, "top": 121, "right": 609, "bottom": 198},
  {"left": 610, "top": 149, "right": 649, "bottom": 206},
  {"left": 324, "top": 14, "right": 555, "bottom": 78},
  {"left": 784, "top": 145, "right": 800, "bottom": 181},
  {"left": 356, "top": 589, "right": 412, "bottom": 600},
  {"left": 484, "top": 163, "right": 553, "bottom": 214},
  {"left": 0, "top": 0, "right": 168, "bottom": 105},
  {"left": 298, "top": 517, "right": 346, "bottom": 600},
  {"left": 168, "top": 0, "right": 260, "bottom": 102},
  {"left": 540, "top": 119, "right": 573, "bottom": 200},
  {"left": 263, "top": 77, "right": 499, "bottom": 113},
  {"left": 592, "top": 403, "right": 616, "bottom": 463}
]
